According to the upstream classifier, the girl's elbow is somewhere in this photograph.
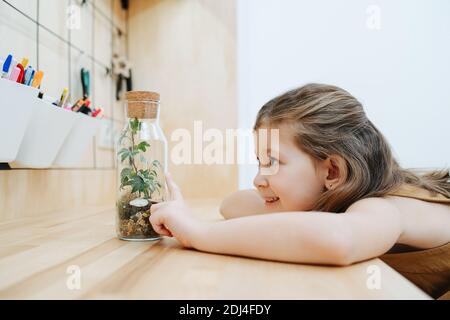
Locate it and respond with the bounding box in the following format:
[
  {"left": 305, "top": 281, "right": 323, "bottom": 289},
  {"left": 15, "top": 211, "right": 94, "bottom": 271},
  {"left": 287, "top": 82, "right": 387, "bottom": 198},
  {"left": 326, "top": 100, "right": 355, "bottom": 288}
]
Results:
[
  {"left": 298, "top": 237, "right": 354, "bottom": 266},
  {"left": 219, "top": 190, "right": 249, "bottom": 220},
  {"left": 296, "top": 241, "right": 353, "bottom": 266},
  {"left": 332, "top": 251, "right": 354, "bottom": 266},
  {"left": 219, "top": 198, "right": 233, "bottom": 220},
  {"left": 329, "top": 237, "right": 355, "bottom": 266}
]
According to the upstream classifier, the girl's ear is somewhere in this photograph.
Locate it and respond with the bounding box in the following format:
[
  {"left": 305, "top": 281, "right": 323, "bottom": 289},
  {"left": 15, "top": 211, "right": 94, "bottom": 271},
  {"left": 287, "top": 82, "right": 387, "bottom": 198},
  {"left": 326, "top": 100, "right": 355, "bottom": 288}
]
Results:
[{"left": 323, "top": 155, "right": 347, "bottom": 190}]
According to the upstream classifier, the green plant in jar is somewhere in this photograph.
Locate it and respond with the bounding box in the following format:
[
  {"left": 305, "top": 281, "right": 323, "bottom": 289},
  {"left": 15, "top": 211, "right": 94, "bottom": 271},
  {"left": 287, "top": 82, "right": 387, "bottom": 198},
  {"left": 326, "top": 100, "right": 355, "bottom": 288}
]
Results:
[
  {"left": 118, "top": 118, "right": 163, "bottom": 200},
  {"left": 116, "top": 91, "right": 168, "bottom": 241}
]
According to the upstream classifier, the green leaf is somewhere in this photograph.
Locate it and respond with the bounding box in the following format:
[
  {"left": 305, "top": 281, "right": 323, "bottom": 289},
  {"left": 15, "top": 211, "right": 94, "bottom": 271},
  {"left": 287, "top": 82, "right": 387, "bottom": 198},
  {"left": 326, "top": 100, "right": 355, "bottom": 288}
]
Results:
[
  {"left": 121, "top": 167, "right": 132, "bottom": 176},
  {"left": 118, "top": 148, "right": 137, "bottom": 163},
  {"left": 120, "top": 167, "right": 134, "bottom": 190},
  {"left": 120, "top": 168, "right": 132, "bottom": 181},
  {"left": 137, "top": 141, "right": 150, "bottom": 152},
  {"left": 152, "top": 160, "right": 161, "bottom": 168},
  {"left": 117, "top": 147, "right": 128, "bottom": 157},
  {"left": 140, "top": 170, "right": 150, "bottom": 181},
  {"left": 120, "top": 178, "right": 131, "bottom": 190},
  {"left": 130, "top": 175, "right": 145, "bottom": 194}
]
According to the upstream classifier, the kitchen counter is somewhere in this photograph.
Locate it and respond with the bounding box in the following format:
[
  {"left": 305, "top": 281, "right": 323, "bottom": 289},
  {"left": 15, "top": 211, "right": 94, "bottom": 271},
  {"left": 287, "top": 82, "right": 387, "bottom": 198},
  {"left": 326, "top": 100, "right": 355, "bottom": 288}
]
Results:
[{"left": 0, "top": 199, "right": 430, "bottom": 299}]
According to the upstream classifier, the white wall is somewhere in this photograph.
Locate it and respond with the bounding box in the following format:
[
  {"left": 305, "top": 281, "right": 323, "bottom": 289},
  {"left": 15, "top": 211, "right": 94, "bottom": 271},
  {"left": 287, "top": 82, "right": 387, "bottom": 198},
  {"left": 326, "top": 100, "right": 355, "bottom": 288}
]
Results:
[{"left": 238, "top": 0, "right": 450, "bottom": 189}]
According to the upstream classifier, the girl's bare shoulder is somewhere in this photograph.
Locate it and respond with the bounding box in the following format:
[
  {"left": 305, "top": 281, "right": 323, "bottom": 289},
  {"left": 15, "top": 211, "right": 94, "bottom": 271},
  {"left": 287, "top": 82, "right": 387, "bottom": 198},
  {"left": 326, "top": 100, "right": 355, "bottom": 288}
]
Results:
[{"left": 349, "top": 195, "right": 450, "bottom": 248}]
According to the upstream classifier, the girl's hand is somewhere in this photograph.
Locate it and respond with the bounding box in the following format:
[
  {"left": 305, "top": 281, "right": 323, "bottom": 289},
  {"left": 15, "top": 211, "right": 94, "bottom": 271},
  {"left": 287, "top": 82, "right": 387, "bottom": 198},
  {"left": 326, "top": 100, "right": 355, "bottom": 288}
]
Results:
[{"left": 149, "top": 172, "right": 204, "bottom": 248}]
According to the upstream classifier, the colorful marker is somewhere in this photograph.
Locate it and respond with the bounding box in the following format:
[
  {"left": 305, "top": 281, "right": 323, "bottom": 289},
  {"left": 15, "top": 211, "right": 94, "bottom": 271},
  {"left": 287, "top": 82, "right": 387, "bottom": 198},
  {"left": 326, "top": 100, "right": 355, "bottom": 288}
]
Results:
[
  {"left": 1, "top": 54, "right": 12, "bottom": 78},
  {"left": 9, "top": 59, "right": 18, "bottom": 78},
  {"left": 26, "top": 69, "right": 35, "bottom": 86},
  {"left": 23, "top": 66, "right": 34, "bottom": 85},
  {"left": 8, "top": 66, "right": 21, "bottom": 82},
  {"left": 20, "top": 57, "right": 29, "bottom": 69},
  {"left": 57, "top": 88, "right": 69, "bottom": 107},
  {"left": 92, "top": 108, "right": 103, "bottom": 118},
  {"left": 31, "top": 71, "right": 44, "bottom": 88},
  {"left": 15, "top": 63, "right": 25, "bottom": 83},
  {"left": 71, "top": 99, "right": 86, "bottom": 112},
  {"left": 62, "top": 93, "right": 72, "bottom": 109},
  {"left": 77, "top": 100, "right": 92, "bottom": 115}
]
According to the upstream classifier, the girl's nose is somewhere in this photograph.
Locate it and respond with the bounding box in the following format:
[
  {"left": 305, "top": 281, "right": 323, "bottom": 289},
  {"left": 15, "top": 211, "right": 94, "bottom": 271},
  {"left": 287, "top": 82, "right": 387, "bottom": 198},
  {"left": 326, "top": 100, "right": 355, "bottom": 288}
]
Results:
[{"left": 253, "top": 172, "right": 269, "bottom": 188}]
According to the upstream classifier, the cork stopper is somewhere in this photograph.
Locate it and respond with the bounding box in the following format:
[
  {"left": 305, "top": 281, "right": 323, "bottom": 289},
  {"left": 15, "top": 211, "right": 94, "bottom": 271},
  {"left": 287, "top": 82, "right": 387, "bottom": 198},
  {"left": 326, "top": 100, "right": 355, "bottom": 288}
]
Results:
[{"left": 126, "top": 91, "right": 160, "bottom": 119}]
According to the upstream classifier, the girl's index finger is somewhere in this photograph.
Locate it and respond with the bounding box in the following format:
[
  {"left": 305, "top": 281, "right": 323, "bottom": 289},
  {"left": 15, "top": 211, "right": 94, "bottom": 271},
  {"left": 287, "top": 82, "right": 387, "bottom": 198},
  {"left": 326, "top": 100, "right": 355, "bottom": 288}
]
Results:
[{"left": 150, "top": 202, "right": 163, "bottom": 214}]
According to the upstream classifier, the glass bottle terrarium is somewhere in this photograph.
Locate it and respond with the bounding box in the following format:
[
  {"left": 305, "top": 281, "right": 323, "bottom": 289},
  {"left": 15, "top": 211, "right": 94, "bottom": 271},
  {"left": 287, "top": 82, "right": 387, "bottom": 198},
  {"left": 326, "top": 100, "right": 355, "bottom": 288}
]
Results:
[{"left": 116, "top": 91, "right": 168, "bottom": 241}]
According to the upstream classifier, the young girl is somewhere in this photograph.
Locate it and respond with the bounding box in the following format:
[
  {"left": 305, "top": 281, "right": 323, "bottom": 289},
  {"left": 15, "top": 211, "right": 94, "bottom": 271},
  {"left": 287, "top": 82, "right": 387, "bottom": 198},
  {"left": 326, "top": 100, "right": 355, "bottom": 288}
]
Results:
[{"left": 149, "top": 83, "right": 450, "bottom": 299}]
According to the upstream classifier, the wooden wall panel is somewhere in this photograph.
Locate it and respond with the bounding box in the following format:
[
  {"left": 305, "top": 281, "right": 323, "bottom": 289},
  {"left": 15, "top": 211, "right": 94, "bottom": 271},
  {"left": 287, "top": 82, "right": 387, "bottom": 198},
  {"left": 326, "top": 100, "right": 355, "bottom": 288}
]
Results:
[
  {"left": 129, "top": 0, "right": 238, "bottom": 199},
  {"left": 0, "top": 170, "right": 116, "bottom": 221}
]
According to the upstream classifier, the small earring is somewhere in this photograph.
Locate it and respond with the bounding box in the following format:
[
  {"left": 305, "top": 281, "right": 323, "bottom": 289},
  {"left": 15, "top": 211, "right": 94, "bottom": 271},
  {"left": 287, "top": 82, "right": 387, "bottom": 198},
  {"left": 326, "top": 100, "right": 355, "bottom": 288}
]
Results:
[{"left": 329, "top": 184, "right": 333, "bottom": 189}]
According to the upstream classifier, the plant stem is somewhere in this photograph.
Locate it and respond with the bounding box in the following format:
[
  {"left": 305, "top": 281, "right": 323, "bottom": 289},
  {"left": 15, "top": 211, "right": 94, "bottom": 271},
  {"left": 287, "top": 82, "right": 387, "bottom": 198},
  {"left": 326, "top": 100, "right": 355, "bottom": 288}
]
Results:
[{"left": 129, "top": 122, "right": 139, "bottom": 174}]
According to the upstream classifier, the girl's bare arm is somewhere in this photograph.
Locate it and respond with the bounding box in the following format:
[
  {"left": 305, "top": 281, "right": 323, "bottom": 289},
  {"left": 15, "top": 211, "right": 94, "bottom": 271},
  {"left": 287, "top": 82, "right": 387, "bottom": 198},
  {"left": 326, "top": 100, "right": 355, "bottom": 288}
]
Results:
[
  {"left": 194, "top": 197, "right": 403, "bottom": 266},
  {"left": 219, "top": 189, "right": 284, "bottom": 219}
]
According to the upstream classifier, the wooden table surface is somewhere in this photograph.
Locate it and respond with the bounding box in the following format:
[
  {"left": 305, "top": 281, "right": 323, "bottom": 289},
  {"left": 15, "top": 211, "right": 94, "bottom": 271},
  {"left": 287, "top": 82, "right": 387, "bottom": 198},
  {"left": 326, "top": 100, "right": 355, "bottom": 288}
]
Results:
[{"left": 0, "top": 199, "right": 430, "bottom": 299}]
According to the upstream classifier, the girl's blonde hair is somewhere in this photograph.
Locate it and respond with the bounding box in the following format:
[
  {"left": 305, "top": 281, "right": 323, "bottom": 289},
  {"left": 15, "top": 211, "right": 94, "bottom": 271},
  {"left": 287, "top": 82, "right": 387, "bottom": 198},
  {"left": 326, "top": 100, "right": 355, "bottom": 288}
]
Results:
[{"left": 254, "top": 83, "right": 450, "bottom": 213}]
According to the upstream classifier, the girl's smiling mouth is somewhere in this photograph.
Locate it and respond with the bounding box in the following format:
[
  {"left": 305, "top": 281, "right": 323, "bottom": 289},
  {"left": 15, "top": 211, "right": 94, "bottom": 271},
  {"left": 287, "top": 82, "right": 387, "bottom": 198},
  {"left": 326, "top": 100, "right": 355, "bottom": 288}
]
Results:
[{"left": 264, "top": 196, "right": 280, "bottom": 205}]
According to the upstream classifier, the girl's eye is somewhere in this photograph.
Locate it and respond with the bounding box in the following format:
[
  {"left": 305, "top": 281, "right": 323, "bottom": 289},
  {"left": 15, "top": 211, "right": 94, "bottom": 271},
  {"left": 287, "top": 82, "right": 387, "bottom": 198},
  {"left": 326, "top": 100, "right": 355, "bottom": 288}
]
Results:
[
  {"left": 257, "top": 156, "right": 279, "bottom": 167},
  {"left": 269, "top": 157, "right": 279, "bottom": 166}
]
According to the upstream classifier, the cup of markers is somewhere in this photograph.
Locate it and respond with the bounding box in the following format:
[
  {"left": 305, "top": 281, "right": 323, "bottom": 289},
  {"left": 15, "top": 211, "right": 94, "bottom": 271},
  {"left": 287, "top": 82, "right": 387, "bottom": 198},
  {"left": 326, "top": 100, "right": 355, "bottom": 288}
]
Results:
[
  {"left": 0, "top": 56, "right": 41, "bottom": 162},
  {"left": 1, "top": 53, "right": 104, "bottom": 167},
  {"left": 1, "top": 53, "right": 104, "bottom": 119},
  {"left": 1, "top": 54, "right": 44, "bottom": 88}
]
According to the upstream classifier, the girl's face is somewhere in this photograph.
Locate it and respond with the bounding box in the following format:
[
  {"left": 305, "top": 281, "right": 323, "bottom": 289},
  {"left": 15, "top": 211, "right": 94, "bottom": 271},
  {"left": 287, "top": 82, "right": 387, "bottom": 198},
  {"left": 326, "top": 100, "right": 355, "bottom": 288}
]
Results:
[{"left": 253, "top": 123, "right": 326, "bottom": 211}]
